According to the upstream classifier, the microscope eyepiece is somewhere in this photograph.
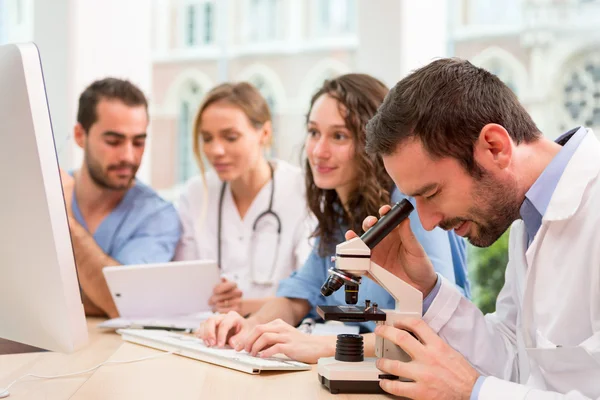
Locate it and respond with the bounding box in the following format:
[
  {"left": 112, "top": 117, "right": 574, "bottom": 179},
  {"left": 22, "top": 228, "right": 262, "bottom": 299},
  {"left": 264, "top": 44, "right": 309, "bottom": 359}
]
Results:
[{"left": 360, "top": 198, "right": 414, "bottom": 249}]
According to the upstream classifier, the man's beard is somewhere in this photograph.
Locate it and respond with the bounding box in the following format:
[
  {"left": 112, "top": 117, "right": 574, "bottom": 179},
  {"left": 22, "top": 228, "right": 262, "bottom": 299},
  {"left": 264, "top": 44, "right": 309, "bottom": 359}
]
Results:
[
  {"left": 439, "top": 170, "right": 521, "bottom": 248},
  {"left": 85, "top": 149, "right": 138, "bottom": 191}
]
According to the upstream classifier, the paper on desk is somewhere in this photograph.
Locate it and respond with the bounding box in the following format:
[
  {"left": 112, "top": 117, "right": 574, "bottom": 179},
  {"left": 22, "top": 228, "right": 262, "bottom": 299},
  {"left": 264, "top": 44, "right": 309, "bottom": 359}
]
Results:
[
  {"left": 311, "top": 322, "right": 360, "bottom": 336},
  {"left": 97, "top": 311, "right": 214, "bottom": 331}
]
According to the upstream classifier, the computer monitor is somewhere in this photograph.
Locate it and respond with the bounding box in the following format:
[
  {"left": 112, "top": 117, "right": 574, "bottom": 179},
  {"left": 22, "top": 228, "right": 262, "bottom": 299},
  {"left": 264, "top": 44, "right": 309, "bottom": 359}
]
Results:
[{"left": 0, "top": 43, "right": 88, "bottom": 352}]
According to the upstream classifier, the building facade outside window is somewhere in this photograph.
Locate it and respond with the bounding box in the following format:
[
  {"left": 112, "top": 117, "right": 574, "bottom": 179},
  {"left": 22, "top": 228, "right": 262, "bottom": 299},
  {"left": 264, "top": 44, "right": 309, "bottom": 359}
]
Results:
[
  {"left": 247, "top": 0, "right": 279, "bottom": 42},
  {"left": 182, "top": 0, "right": 214, "bottom": 47},
  {"left": 177, "top": 80, "right": 205, "bottom": 183},
  {"left": 560, "top": 51, "right": 600, "bottom": 133},
  {"left": 314, "top": 0, "right": 356, "bottom": 38}
]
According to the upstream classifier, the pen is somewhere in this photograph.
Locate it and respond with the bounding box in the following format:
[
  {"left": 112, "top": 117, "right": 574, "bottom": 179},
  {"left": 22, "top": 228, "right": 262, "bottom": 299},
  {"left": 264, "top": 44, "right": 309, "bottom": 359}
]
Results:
[{"left": 131, "top": 325, "right": 193, "bottom": 333}]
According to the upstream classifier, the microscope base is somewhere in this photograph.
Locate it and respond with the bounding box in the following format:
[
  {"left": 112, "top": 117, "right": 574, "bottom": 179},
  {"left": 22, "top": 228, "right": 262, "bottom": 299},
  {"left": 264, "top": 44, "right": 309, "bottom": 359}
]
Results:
[
  {"left": 317, "top": 357, "right": 411, "bottom": 395},
  {"left": 319, "top": 374, "right": 384, "bottom": 394}
]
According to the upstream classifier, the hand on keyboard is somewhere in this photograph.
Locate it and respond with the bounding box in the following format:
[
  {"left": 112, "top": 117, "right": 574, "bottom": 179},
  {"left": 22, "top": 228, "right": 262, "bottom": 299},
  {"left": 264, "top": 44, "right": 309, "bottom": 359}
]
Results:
[
  {"left": 237, "top": 318, "right": 335, "bottom": 364},
  {"left": 119, "top": 329, "right": 311, "bottom": 374},
  {"left": 196, "top": 311, "right": 257, "bottom": 348}
]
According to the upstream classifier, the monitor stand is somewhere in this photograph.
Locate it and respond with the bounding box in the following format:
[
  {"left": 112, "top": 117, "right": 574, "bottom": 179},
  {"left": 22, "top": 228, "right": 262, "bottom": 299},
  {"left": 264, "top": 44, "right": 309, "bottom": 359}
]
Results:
[{"left": 0, "top": 338, "right": 46, "bottom": 355}]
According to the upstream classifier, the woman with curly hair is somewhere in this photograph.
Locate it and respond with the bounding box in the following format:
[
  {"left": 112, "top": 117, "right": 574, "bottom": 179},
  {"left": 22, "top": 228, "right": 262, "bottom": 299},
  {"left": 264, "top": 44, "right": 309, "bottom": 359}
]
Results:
[{"left": 197, "top": 73, "right": 469, "bottom": 363}]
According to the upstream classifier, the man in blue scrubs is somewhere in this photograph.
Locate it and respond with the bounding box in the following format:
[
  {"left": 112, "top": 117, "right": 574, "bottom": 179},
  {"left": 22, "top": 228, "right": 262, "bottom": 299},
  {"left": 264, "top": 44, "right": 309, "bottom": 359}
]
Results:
[{"left": 60, "top": 78, "right": 181, "bottom": 318}]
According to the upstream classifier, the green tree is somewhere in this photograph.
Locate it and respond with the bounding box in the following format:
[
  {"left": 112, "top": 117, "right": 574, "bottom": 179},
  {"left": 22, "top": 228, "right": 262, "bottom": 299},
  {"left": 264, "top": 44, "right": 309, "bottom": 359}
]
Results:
[{"left": 468, "top": 230, "right": 510, "bottom": 314}]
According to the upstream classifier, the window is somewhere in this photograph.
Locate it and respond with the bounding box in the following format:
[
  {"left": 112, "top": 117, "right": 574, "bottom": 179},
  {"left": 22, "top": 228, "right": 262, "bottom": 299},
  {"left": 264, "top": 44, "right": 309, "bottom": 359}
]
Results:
[
  {"left": 203, "top": 2, "right": 213, "bottom": 44},
  {"left": 317, "top": 68, "right": 339, "bottom": 83},
  {"left": 315, "top": 0, "right": 356, "bottom": 37},
  {"left": 248, "top": 0, "right": 279, "bottom": 42},
  {"left": 185, "top": 5, "right": 196, "bottom": 46},
  {"left": 248, "top": 75, "right": 277, "bottom": 155},
  {"left": 561, "top": 52, "right": 600, "bottom": 131},
  {"left": 182, "top": 1, "right": 214, "bottom": 47},
  {"left": 177, "top": 81, "right": 204, "bottom": 183},
  {"left": 249, "top": 75, "right": 277, "bottom": 111},
  {"left": 467, "top": 0, "right": 521, "bottom": 27}
]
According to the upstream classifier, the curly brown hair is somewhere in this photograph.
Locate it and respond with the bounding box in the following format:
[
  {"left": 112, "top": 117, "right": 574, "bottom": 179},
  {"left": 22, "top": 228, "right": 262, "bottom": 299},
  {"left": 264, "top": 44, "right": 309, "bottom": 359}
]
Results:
[{"left": 305, "top": 74, "right": 394, "bottom": 255}]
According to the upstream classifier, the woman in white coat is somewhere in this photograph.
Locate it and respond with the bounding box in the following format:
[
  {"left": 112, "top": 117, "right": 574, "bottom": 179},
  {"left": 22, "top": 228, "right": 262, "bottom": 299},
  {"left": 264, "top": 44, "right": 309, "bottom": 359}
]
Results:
[
  {"left": 351, "top": 58, "right": 600, "bottom": 399},
  {"left": 175, "top": 82, "right": 313, "bottom": 315}
]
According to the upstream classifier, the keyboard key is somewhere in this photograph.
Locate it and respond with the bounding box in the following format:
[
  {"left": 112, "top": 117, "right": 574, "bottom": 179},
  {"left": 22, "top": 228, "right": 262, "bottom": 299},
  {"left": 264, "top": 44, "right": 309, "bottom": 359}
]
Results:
[{"left": 118, "top": 329, "right": 311, "bottom": 374}]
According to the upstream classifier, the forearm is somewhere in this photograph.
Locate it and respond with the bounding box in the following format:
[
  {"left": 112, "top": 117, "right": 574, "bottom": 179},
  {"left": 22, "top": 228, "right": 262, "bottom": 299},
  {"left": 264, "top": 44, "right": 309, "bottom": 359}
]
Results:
[
  {"left": 309, "top": 332, "right": 376, "bottom": 360},
  {"left": 69, "top": 218, "right": 120, "bottom": 318},
  {"left": 81, "top": 291, "right": 107, "bottom": 316},
  {"left": 248, "top": 297, "right": 311, "bottom": 326},
  {"left": 241, "top": 297, "right": 274, "bottom": 316},
  {"left": 426, "top": 277, "right": 519, "bottom": 380}
]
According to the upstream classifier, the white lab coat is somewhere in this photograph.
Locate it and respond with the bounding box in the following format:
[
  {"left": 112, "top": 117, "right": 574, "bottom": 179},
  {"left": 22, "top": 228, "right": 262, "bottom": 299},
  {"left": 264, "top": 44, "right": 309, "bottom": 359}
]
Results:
[
  {"left": 424, "top": 130, "right": 600, "bottom": 399},
  {"left": 174, "top": 160, "right": 315, "bottom": 299}
]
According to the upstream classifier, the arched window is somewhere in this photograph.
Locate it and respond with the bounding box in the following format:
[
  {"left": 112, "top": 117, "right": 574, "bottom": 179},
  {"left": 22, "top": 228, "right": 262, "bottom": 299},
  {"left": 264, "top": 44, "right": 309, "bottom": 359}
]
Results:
[
  {"left": 247, "top": 74, "right": 278, "bottom": 156},
  {"left": 248, "top": 75, "right": 277, "bottom": 112},
  {"left": 298, "top": 58, "right": 350, "bottom": 108},
  {"left": 315, "top": 68, "right": 339, "bottom": 84},
  {"left": 560, "top": 51, "right": 600, "bottom": 132},
  {"left": 177, "top": 80, "right": 204, "bottom": 183},
  {"left": 471, "top": 47, "right": 528, "bottom": 98},
  {"left": 180, "top": 0, "right": 215, "bottom": 47}
]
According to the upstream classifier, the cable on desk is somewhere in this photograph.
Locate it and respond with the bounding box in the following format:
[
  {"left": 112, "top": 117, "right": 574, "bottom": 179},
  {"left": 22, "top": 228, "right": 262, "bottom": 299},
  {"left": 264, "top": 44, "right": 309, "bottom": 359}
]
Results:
[{"left": 0, "top": 350, "right": 174, "bottom": 398}]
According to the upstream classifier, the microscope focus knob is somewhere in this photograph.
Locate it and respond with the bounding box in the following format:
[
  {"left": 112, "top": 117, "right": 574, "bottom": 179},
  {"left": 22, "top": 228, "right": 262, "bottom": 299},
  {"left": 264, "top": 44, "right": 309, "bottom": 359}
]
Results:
[{"left": 334, "top": 334, "right": 364, "bottom": 362}]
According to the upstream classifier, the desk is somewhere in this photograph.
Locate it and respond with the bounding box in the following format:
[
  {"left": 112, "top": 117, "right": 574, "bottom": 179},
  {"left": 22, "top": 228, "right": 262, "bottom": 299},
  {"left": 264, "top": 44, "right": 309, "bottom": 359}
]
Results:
[{"left": 0, "top": 318, "right": 392, "bottom": 399}]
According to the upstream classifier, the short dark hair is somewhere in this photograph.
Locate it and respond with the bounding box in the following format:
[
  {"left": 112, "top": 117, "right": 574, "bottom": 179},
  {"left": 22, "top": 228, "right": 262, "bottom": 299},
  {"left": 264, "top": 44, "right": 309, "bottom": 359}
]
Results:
[
  {"left": 366, "top": 58, "right": 541, "bottom": 176},
  {"left": 77, "top": 78, "right": 148, "bottom": 132}
]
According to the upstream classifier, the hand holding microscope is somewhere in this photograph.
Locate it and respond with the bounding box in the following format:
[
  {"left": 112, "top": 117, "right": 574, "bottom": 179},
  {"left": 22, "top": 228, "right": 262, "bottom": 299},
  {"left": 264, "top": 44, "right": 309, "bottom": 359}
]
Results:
[{"left": 317, "top": 199, "right": 422, "bottom": 394}]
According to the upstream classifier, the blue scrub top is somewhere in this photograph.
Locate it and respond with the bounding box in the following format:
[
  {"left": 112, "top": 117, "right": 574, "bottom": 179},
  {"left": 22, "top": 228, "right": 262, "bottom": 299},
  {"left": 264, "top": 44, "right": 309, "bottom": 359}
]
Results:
[
  {"left": 276, "top": 188, "right": 469, "bottom": 333},
  {"left": 71, "top": 179, "right": 181, "bottom": 264}
]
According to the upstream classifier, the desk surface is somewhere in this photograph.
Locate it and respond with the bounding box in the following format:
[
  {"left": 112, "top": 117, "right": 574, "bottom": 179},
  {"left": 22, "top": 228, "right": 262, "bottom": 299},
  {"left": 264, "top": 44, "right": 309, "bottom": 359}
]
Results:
[{"left": 0, "top": 318, "right": 392, "bottom": 399}]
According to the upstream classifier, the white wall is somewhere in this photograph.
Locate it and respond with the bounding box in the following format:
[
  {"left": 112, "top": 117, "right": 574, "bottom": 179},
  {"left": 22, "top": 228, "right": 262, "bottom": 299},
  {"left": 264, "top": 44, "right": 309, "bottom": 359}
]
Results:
[
  {"left": 399, "top": 0, "right": 448, "bottom": 79},
  {"left": 33, "top": 0, "right": 72, "bottom": 166},
  {"left": 6, "top": 0, "right": 153, "bottom": 182},
  {"left": 356, "top": 0, "right": 448, "bottom": 87},
  {"left": 69, "top": 0, "right": 153, "bottom": 182}
]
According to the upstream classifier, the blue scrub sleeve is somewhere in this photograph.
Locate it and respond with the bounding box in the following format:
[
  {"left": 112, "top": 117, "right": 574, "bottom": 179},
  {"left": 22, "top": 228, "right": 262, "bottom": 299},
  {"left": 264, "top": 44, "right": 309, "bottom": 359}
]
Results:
[
  {"left": 113, "top": 204, "right": 182, "bottom": 265},
  {"left": 276, "top": 242, "right": 329, "bottom": 309}
]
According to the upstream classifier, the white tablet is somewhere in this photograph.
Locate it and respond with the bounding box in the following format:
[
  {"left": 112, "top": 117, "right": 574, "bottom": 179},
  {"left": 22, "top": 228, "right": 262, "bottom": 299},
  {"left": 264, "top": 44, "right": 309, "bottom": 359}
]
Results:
[{"left": 102, "top": 260, "right": 219, "bottom": 318}]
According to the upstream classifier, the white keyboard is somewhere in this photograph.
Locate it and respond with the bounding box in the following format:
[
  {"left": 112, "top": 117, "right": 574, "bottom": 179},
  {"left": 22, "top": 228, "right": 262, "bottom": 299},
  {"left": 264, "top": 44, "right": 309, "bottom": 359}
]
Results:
[{"left": 118, "top": 329, "right": 311, "bottom": 374}]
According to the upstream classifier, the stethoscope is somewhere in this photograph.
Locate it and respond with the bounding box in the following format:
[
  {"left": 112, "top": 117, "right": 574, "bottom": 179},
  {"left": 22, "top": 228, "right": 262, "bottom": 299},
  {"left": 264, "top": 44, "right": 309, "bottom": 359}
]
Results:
[{"left": 217, "top": 162, "right": 282, "bottom": 285}]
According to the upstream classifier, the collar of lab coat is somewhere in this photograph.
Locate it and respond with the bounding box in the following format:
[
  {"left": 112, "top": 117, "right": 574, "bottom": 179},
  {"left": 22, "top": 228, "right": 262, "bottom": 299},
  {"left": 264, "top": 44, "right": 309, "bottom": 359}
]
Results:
[{"left": 543, "top": 128, "right": 600, "bottom": 222}]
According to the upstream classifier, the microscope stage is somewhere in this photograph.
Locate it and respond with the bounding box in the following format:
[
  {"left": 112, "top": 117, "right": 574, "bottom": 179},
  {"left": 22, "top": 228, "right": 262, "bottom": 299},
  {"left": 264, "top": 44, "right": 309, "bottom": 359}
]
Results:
[{"left": 316, "top": 305, "right": 387, "bottom": 322}]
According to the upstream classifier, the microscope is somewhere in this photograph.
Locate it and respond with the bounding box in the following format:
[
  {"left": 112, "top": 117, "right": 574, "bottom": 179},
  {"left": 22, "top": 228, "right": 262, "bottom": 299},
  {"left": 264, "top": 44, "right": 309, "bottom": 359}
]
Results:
[{"left": 316, "top": 199, "right": 422, "bottom": 394}]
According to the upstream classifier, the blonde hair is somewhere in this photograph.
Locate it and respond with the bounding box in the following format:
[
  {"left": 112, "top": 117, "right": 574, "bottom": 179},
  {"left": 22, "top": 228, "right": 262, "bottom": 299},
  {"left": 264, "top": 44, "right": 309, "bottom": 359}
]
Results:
[
  {"left": 193, "top": 82, "right": 272, "bottom": 182},
  {"left": 191, "top": 82, "right": 273, "bottom": 227}
]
